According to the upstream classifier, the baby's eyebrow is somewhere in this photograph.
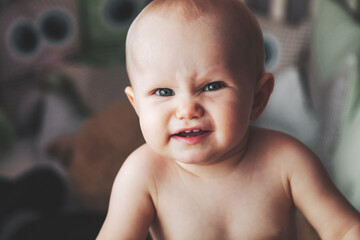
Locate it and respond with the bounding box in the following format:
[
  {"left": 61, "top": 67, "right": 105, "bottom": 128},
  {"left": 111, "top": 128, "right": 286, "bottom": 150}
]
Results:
[{"left": 196, "top": 67, "right": 233, "bottom": 81}]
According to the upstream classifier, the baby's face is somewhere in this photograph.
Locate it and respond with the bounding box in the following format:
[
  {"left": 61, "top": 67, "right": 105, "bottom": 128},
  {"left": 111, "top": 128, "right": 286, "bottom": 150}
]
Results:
[{"left": 126, "top": 14, "right": 258, "bottom": 165}]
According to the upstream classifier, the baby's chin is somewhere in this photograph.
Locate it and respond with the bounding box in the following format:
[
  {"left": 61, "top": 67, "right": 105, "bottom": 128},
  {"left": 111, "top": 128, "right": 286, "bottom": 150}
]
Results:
[
  {"left": 144, "top": 137, "right": 228, "bottom": 166},
  {"left": 149, "top": 146, "right": 210, "bottom": 165},
  {"left": 172, "top": 150, "right": 223, "bottom": 167}
]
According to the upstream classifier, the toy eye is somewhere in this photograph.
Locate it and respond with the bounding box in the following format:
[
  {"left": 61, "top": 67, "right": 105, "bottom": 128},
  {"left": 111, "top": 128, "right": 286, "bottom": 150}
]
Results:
[
  {"left": 8, "top": 20, "right": 41, "bottom": 58},
  {"left": 154, "top": 88, "right": 174, "bottom": 96},
  {"left": 203, "top": 82, "right": 224, "bottom": 91},
  {"left": 38, "top": 9, "right": 74, "bottom": 46}
]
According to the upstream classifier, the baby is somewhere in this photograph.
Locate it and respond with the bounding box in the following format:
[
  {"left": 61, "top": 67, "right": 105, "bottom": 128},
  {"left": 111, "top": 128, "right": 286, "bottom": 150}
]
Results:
[{"left": 97, "top": 0, "right": 360, "bottom": 239}]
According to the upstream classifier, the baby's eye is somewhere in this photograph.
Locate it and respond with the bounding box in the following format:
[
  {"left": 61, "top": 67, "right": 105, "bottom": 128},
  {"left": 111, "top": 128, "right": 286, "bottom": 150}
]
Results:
[
  {"left": 154, "top": 88, "right": 175, "bottom": 96},
  {"left": 203, "top": 81, "right": 225, "bottom": 91}
]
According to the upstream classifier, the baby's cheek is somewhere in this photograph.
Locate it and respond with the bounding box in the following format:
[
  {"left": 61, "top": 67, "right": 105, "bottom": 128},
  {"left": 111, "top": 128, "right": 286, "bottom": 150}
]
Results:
[
  {"left": 139, "top": 114, "right": 165, "bottom": 148},
  {"left": 222, "top": 109, "right": 249, "bottom": 140},
  {"left": 139, "top": 117, "right": 154, "bottom": 141}
]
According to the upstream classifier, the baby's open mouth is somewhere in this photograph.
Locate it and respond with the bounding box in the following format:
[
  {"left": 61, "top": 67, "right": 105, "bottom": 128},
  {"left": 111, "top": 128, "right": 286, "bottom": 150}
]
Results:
[{"left": 172, "top": 129, "right": 210, "bottom": 138}]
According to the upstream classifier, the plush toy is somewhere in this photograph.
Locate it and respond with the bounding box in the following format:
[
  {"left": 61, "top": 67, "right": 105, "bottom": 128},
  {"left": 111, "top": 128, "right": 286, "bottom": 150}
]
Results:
[
  {"left": 46, "top": 98, "right": 144, "bottom": 212},
  {"left": 0, "top": 0, "right": 150, "bottom": 152},
  {"left": 309, "top": 0, "right": 360, "bottom": 211},
  {"left": 0, "top": 0, "right": 84, "bottom": 155}
]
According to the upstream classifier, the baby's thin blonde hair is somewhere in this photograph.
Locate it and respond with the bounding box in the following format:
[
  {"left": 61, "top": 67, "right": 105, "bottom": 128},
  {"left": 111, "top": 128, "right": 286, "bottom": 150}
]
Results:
[{"left": 126, "top": 0, "right": 265, "bottom": 83}]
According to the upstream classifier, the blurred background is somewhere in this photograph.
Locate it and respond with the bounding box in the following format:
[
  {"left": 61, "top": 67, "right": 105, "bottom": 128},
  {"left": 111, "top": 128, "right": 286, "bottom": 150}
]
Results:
[{"left": 0, "top": 0, "right": 359, "bottom": 239}]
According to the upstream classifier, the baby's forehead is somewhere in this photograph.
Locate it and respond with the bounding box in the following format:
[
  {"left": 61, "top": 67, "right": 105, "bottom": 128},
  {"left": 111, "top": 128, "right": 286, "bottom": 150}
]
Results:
[
  {"left": 133, "top": 1, "right": 260, "bottom": 53},
  {"left": 127, "top": 0, "right": 264, "bottom": 81}
]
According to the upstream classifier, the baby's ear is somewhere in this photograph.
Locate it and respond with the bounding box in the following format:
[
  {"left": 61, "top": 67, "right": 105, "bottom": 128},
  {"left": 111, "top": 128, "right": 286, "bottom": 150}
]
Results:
[
  {"left": 125, "top": 86, "right": 137, "bottom": 113},
  {"left": 250, "top": 73, "right": 274, "bottom": 121}
]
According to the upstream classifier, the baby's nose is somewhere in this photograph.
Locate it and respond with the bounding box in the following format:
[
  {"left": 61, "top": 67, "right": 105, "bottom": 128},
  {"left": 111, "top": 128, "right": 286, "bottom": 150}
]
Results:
[{"left": 175, "top": 100, "right": 204, "bottom": 120}]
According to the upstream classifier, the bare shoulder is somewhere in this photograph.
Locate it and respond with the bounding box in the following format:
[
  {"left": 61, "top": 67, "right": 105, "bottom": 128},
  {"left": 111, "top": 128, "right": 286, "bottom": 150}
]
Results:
[
  {"left": 249, "top": 126, "right": 326, "bottom": 192},
  {"left": 117, "top": 144, "right": 163, "bottom": 182},
  {"left": 249, "top": 126, "right": 318, "bottom": 166},
  {"left": 121, "top": 144, "right": 160, "bottom": 170},
  {"left": 114, "top": 143, "right": 171, "bottom": 193}
]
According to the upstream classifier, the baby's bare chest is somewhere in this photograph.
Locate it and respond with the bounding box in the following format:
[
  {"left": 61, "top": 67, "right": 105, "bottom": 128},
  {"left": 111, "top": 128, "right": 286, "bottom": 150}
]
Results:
[{"left": 150, "top": 170, "right": 295, "bottom": 240}]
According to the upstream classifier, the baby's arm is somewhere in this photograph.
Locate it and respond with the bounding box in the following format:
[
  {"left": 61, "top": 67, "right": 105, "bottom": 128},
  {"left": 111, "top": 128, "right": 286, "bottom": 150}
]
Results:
[
  {"left": 96, "top": 146, "right": 155, "bottom": 240},
  {"left": 285, "top": 139, "right": 360, "bottom": 239}
]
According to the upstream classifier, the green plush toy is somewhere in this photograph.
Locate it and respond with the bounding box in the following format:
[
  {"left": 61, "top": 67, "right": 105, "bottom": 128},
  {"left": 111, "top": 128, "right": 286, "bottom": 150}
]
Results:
[
  {"left": 311, "top": 0, "right": 360, "bottom": 210},
  {"left": 77, "top": 0, "right": 149, "bottom": 67},
  {"left": 333, "top": 54, "right": 360, "bottom": 211}
]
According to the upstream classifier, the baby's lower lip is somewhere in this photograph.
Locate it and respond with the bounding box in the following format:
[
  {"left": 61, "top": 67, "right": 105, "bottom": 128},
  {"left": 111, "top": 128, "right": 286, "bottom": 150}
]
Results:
[{"left": 171, "top": 130, "right": 211, "bottom": 145}]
